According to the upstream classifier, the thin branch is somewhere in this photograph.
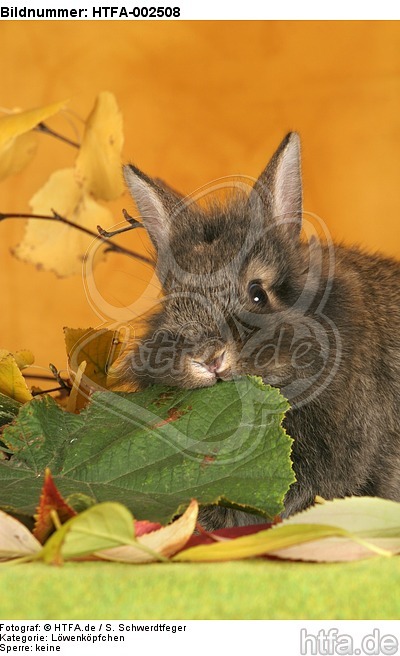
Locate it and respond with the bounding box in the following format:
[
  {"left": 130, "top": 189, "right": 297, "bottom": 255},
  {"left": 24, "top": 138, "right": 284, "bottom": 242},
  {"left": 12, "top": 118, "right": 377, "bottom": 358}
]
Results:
[
  {"left": 123, "top": 208, "right": 142, "bottom": 227},
  {"left": 98, "top": 225, "right": 132, "bottom": 238},
  {"left": 48, "top": 364, "right": 72, "bottom": 391},
  {"left": 0, "top": 211, "right": 153, "bottom": 265},
  {"left": 97, "top": 208, "right": 142, "bottom": 238},
  {"left": 32, "top": 386, "right": 66, "bottom": 396},
  {"left": 25, "top": 365, "right": 71, "bottom": 396},
  {"left": 23, "top": 373, "right": 68, "bottom": 382},
  {"left": 34, "top": 121, "right": 80, "bottom": 148}
]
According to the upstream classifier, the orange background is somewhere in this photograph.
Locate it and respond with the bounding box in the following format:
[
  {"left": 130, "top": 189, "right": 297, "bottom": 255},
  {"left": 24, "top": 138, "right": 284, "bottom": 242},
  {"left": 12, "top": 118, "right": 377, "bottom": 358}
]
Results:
[{"left": 1, "top": 21, "right": 399, "bottom": 375}]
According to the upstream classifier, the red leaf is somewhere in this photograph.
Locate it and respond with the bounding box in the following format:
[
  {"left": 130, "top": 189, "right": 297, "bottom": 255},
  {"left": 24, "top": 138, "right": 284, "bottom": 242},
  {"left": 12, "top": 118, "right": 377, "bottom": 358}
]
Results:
[
  {"left": 183, "top": 522, "right": 275, "bottom": 549},
  {"left": 135, "top": 520, "right": 162, "bottom": 537},
  {"left": 33, "top": 468, "right": 76, "bottom": 544}
]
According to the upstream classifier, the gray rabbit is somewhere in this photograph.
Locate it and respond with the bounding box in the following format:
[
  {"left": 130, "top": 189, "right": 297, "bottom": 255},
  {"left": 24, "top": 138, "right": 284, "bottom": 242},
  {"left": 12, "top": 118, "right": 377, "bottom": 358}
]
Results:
[{"left": 120, "top": 132, "right": 400, "bottom": 527}]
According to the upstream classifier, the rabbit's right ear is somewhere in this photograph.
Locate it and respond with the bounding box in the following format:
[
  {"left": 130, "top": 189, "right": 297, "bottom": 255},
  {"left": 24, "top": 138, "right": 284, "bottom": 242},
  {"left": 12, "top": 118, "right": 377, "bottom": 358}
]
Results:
[
  {"left": 124, "top": 164, "right": 179, "bottom": 250},
  {"left": 250, "top": 132, "right": 303, "bottom": 239}
]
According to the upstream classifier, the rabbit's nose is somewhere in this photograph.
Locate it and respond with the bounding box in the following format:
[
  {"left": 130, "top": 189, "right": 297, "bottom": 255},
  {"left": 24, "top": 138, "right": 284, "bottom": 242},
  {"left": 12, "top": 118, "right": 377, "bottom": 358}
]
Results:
[{"left": 204, "top": 351, "right": 226, "bottom": 374}]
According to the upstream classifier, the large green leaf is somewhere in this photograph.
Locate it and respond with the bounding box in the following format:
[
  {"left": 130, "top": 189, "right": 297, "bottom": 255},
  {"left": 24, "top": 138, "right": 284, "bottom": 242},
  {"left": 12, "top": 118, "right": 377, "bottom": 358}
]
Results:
[
  {"left": 0, "top": 392, "right": 21, "bottom": 429},
  {"left": 0, "top": 377, "right": 294, "bottom": 523}
]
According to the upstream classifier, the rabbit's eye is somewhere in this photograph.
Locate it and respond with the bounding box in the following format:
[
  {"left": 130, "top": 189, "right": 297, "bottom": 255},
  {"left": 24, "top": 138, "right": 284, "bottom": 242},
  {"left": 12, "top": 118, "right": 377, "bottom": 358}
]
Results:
[{"left": 248, "top": 281, "right": 268, "bottom": 308}]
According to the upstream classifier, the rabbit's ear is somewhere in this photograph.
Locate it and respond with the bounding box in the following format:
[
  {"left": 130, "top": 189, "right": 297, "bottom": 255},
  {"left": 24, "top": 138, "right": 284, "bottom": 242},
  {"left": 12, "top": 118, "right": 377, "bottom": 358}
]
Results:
[
  {"left": 250, "top": 132, "right": 302, "bottom": 238},
  {"left": 124, "top": 164, "right": 180, "bottom": 250}
]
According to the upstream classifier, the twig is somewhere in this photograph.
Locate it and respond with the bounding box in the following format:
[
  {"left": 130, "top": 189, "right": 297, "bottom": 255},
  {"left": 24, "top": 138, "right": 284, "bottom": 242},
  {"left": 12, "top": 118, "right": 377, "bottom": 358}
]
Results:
[
  {"left": 32, "top": 386, "right": 66, "bottom": 396},
  {"left": 23, "top": 373, "right": 68, "bottom": 382},
  {"left": 0, "top": 211, "right": 153, "bottom": 265},
  {"left": 26, "top": 365, "right": 72, "bottom": 396},
  {"left": 34, "top": 121, "right": 80, "bottom": 149},
  {"left": 48, "top": 364, "right": 72, "bottom": 391},
  {"left": 122, "top": 208, "right": 142, "bottom": 227},
  {"left": 97, "top": 225, "right": 134, "bottom": 238},
  {"left": 97, "top": 209, "right": 142, "bottom": 238},
  {"left": 24, "top": 365, "right": 71, "bottom": 396}
]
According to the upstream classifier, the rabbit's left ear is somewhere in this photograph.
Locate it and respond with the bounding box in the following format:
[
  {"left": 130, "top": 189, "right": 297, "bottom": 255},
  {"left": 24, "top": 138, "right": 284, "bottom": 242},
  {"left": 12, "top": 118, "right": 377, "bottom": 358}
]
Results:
[
  {"left": 250, "top": 132, "right": 303, "bottom": 238},
  {"left": 124, "top": 164, "right": 181, "bottom": 251}
]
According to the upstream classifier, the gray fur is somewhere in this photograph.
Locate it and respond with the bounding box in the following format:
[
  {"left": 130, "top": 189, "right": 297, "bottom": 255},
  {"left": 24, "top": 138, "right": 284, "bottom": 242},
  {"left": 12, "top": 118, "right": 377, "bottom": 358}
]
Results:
[{"left": 121, "top": 132, "right": 400, "bottom": 529}]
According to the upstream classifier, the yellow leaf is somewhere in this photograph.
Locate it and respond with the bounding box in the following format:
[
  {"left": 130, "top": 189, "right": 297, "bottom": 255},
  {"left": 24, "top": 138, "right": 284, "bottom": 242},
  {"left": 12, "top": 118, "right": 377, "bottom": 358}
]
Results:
[
  {"left": 0, "top": 100, "right": 68, "bottom": 144},
  {"left": 0, "top": 99, "right": 68, "bottom": 181},
  {"left": 75, "top": 91, "right": 124, "bottom": 201},
  {"left": 0, "top": 132, "right": 37, "bottom": 182},
  {"left": 97, "top": 500, "right": 199, "bottom": 563},
  {"left": 174, "top": 524, "right": 348, "bottom": 562},
  {"left": 175, "top": 497, "right": 400, "bottom": 564},
  {"left": 13, "top": 350, "right": 35, "bottom": 370},
  {"left": 64, "top": 327, "right": 124, "bottom": 409},
  {"left": 0, "top": 352, "right": 32, "bottom": 403},
  {"left": 13, "top": 168, "right": 111, "bottom": 277}
]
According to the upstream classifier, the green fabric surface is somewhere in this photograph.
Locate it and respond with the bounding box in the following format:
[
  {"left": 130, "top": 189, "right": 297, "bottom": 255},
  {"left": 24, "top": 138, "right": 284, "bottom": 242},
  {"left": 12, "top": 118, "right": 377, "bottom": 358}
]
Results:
[{"left": 0, "top": 558, "right": 399, "bottom": 619}]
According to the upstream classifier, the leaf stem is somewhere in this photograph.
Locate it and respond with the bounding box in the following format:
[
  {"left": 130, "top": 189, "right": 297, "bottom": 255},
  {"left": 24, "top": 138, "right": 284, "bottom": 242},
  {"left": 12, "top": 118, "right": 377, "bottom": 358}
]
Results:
[
  {"left": 349, "top": 534, "right": 393, "bottom": 558},
  {"left": 50, "top": 510, "right": 62, "bottom": 531},
  {"left": 34, "top": 122, "right": 80, "bottom": 149}
]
